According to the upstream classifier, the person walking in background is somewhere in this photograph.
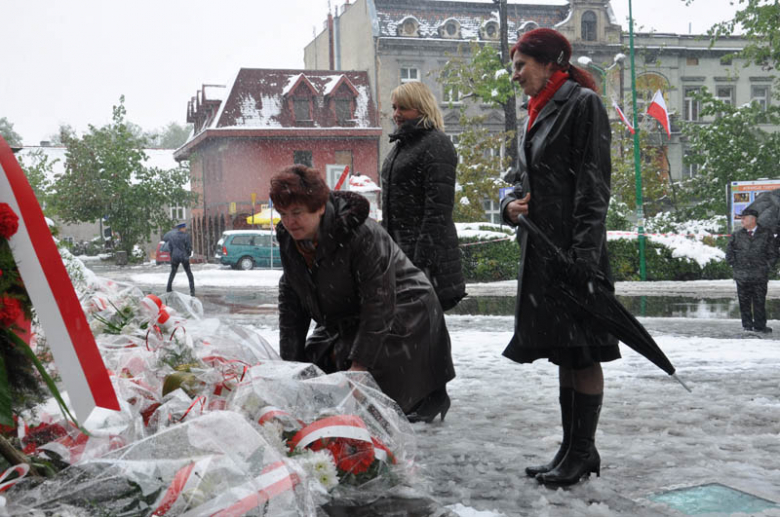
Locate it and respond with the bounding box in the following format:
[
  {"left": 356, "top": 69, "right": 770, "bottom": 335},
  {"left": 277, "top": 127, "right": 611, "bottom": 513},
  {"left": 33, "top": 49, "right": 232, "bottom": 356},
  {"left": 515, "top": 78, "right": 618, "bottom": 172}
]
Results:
[
  {"left": 163, "top": 222, "right": 195, "bottom": 296},
  {"left": 381, "top": 81, "right": 466, "bottom": 312},
  {"left": 726, "top": 208, "right": 777, "bottom": 333},
  {"left": 272, "top": 165, "right": 455, "bottom": 422},
  {"left": 500, "top": 28, "right": 619, "bottom": 487}
]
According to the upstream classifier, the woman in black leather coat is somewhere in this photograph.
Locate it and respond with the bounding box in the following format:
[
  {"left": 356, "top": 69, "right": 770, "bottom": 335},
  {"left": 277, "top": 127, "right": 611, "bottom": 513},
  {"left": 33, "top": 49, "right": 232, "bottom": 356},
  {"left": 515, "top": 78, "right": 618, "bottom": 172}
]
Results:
[
  {"left": 272, "top": 165, "right": 455, "bottom": 422},
  {"left": 381, "top": 81, "right": 466, "bottom": 312},
  {"left": 499, "top": 28, "right": 620, "bottom": 486}
]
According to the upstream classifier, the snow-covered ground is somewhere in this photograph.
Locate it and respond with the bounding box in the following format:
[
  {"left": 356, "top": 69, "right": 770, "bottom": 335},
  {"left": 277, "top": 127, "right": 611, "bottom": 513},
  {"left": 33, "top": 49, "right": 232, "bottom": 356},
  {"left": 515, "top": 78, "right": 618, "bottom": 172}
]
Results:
[{"left": 98, "top": 265, "right": 780, "bottom": 516}]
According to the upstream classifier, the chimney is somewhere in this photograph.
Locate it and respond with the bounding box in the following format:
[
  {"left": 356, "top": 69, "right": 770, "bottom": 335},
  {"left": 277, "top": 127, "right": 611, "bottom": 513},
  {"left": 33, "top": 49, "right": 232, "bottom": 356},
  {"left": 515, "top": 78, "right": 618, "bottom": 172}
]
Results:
[{"left": 328, "top": 12, "right": 335, "bottom": 70}]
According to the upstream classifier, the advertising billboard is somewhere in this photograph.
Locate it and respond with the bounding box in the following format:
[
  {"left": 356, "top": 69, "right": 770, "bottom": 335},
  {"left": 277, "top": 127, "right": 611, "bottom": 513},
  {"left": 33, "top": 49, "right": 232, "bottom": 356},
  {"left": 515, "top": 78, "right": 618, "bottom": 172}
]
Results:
[{"left": 728, "top": 179, "right": 780, "bottom": 232}]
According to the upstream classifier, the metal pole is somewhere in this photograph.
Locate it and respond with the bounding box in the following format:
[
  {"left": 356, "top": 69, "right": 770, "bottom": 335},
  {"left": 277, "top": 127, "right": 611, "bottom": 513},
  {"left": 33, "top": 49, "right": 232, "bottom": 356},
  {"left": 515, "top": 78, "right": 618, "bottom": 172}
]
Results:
[{"left": 628, "top": 0, "right": 647, "bottom": 280}]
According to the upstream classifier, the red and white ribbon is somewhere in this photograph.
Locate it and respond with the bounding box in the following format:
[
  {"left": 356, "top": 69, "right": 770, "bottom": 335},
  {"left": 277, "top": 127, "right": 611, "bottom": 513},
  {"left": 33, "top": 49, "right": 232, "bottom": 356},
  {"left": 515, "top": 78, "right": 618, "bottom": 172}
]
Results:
[
  {"left": 0, "top": 137, "right": 119, "bottom": 422},
  {"left": 257, "top": 406, "right": 301, "bottom": 427},
  {"left": 179, "top": 460, "right": 298, "bottom": 517},
  {"left": 0, "top": 464, "right": 29, "bottom": 493},
  {"left": 288, "top": 414, "right": 388, "bottom": 462},
  {"left": 151, "top": 456, "right": 213, "bottom": 516}
]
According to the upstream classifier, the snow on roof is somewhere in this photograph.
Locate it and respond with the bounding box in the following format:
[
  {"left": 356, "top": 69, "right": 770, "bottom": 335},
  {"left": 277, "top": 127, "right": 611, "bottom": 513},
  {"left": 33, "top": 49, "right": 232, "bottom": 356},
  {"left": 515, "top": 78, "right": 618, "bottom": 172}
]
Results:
[
  {"left": 213, "top": 69, "right": 378, "bottom": 131},
  {"left": 376, "top": 0, "right": 567, "bottom": 39}
]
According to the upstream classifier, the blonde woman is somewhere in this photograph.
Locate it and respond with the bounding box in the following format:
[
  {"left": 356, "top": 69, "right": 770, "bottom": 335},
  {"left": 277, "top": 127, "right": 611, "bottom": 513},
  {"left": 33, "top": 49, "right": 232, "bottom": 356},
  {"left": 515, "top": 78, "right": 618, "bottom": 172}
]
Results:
[{"left": 381, "top": 81, "right": 465, "bottom": 312}]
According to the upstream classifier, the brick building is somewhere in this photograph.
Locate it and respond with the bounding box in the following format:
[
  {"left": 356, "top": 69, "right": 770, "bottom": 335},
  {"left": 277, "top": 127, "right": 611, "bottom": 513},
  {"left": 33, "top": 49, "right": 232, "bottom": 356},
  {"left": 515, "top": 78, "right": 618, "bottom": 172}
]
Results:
[{"left": 175, "top": 70, "right": 381, "bottom": 258}]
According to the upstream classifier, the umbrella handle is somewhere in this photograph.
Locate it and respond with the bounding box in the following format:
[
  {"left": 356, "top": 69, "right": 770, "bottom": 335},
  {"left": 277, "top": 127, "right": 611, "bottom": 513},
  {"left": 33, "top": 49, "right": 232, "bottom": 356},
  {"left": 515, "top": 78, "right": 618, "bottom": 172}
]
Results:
[
  {"left": 671, "top": 373, "right": 692, "bottom": 393},
  {"left": 516, "top": 215, "right": 570, "bottom": 264}
]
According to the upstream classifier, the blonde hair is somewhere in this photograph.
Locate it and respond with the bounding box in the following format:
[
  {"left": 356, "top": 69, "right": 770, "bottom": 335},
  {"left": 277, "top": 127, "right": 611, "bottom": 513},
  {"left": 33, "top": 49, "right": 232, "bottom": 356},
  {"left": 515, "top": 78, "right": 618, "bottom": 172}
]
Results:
[{"left": 391, "top": 82, "right": 445, "bottom": 130}]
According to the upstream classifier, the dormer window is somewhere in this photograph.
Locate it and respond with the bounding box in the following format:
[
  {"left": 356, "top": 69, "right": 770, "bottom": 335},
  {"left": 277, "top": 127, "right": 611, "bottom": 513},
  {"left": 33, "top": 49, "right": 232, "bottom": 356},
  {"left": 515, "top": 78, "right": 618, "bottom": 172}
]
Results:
[
  {"left": 481, "top": 20, "right": 499, "bottom": 41},
  {"left": 335, "top": 98, "right": 353, "bottom": 122},
  {"left": 516, "top": 20, "right": 538, "bottom": 38},
  {"left": 398, "top": 16, "right": 420, "bottom": 37},
  {"left": 439, "top": 18, "right": 461, "bottom": 39},
  {"left": 294, "top": 98, "right": 311, "bottom": 121}
]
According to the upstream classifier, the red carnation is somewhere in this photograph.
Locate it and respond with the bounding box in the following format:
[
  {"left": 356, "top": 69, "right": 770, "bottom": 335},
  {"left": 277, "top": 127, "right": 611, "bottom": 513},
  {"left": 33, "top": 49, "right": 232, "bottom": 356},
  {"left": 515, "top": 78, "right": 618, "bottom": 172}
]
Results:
[
  {"left": 0, "top": 203, "right": 19, "bottom": 239},
  {"left": 0, "top": 296, "right": 23, "bottom": 328}
]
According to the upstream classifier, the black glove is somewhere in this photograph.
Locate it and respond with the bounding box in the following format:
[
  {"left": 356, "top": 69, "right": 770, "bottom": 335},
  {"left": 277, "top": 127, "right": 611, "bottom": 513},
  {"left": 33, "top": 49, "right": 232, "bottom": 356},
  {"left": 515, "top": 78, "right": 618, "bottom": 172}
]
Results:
[{"left": 563, "top": 252, "right": 600, "bottom": 291}]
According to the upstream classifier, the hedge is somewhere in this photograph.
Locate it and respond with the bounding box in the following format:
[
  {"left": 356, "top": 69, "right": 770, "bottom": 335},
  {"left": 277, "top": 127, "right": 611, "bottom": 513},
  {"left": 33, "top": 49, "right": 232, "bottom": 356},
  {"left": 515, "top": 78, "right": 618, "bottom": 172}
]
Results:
[{"left": 458, "top": 235, "right": 734, "bottom": 282}]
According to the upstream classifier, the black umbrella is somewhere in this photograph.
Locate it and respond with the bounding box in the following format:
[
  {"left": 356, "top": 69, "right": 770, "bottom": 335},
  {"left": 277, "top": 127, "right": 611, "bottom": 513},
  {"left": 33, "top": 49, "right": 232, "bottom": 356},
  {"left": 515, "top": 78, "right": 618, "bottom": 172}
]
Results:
[
  {"left": 745, "top": 189, "right": 780, "bottom": 230},
  {"left": 516, "top": 215, "right": 691, "bottom": 392}
]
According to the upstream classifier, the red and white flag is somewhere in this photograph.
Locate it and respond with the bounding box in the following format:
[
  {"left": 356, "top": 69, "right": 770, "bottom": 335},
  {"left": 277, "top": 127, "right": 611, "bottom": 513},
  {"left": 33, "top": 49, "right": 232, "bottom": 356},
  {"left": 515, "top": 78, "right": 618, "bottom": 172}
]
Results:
[
  {"left": 611, "top": 100, "right": 635, "bottom": 134},
  {"left": 647, "top": 89, "right": 671, "bottom": 139},
  {"left": 0, "top": 137, "right": 120, "bottom": 423}
]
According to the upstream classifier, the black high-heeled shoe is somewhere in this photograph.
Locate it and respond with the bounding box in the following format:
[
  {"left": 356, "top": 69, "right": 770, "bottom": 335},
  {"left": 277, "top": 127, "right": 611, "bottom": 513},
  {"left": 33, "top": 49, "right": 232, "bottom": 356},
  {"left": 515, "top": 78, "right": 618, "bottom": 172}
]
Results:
[{"left": 406, "top": 387, "right": 450, "bottom": 423}]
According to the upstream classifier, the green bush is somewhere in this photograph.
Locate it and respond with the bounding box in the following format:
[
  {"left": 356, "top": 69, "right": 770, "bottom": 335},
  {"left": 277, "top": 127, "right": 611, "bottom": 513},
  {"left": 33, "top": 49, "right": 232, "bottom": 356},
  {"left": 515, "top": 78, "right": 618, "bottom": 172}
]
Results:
[
  {"left": 459, "top": 236, "right": 519, "bottom": 282},
  {"left": 458, "top": 232, "right": 734, "bottom": 282}
]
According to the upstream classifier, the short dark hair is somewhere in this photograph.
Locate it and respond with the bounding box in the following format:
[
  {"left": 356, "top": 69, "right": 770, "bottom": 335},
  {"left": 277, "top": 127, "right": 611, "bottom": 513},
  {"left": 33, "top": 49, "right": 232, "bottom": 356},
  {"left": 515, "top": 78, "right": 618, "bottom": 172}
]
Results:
[{"left": 270, "top": 165, "right": 330, "bottom": 212}]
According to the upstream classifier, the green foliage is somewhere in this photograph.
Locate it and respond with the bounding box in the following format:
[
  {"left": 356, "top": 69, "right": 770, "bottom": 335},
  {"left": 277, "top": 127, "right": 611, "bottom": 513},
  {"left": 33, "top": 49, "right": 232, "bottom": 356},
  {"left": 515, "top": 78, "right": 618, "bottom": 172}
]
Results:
[
  {"left": 0, "top": 117, "right": 23, "bottom": 146},
  {"left": 17, "top": 148, "right": 58, "bottom": 211},
  {"left": 610, "top": 120, "right": 675, "bottom": 216},
  {"left": 459, "top": 236, "right": 519, "bottom": 282},
  {"left": 606, "top": 238, "right": 730, "bottom": 281},
  {"left": 679, "top": 88, "right": 780, "bottom": 218},
  {"left": 438, "top": 41, "right": 515, "bottom": 222},
  {"left": 147, "top": 122, "right": 193, "bottom": 149},
  {"left": 53, "top": 96, "right": 196, "bottom": 255},
  {"left": 607, "top": 199, "right": 634, "bottom": 231}
]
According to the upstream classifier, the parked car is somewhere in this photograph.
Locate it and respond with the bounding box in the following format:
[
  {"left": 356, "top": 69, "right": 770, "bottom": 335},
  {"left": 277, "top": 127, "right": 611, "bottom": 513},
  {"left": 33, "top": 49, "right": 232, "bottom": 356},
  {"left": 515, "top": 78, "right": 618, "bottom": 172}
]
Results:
[
  {"left": 155, "top": 241, "right": 171, "bottom": 265},
  {"left": 216, "top": 230, "right": 282, "bottom": 270}
]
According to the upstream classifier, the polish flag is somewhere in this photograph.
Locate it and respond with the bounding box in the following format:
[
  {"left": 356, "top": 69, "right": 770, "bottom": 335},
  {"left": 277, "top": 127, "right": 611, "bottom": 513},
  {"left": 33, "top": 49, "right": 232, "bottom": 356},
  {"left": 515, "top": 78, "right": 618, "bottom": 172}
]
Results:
[
  {"left": 647, "top": 90, "right": 671, "bottom": 138},
  {"left": 0, "top": 137, "right": 120, "bottom": 423},
  {"left": 611, "top": 100, "right": 635, "bottom": 134}
]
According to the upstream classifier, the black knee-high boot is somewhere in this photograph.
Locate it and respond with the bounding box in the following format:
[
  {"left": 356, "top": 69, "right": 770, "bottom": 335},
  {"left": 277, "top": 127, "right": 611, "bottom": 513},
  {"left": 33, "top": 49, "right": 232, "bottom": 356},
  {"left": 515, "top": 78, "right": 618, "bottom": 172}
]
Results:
[
  {"left": 537, "top": 391, "right": 602, "bottom": 486},
  {"left": 525, "top": 386, "right": 574, "bottom": 477}
]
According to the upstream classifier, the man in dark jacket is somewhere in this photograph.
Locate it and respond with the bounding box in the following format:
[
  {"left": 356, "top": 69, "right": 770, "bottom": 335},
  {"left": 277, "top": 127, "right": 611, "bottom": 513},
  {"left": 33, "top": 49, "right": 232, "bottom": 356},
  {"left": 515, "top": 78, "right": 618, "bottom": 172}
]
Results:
[
  {"left": 726, "top": 208, "right": 777, "bottom": 332},
  {"left": 163, "top": 222, "right": 195, "bottom": 296}
]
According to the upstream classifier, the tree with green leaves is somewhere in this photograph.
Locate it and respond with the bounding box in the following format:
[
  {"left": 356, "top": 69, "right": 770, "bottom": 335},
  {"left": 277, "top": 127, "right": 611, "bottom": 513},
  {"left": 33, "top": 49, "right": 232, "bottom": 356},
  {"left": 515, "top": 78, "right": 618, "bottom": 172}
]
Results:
[
  {"left": 438, "top": 41, "right": 515, "bottom": 222},
  {"left": 147, "top": 122, "right": 193, "bottom": 149},
  {"left": 54, "top": 96, "right": 196, "bottom": 256},
  {"left": 0, "top": 118, "right": 23, "bottom": 146},
  {"left": 681, "top": 89, "right": 780, "bottom": 217},
  {"left": 678, "top": 0, "right": 780, "bottom": 217},
  {"left": 17, "top": 149, "right": 58, "bottom": 211}
]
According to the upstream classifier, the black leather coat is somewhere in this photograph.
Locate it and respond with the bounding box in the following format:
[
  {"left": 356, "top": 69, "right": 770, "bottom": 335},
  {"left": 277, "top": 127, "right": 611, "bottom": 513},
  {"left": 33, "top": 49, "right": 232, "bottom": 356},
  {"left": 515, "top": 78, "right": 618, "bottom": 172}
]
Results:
[
  {"left": 499, "top": 80, "right": 618, "bottom": 357},
  {"left": 726, "top": 226, "right": 778, "bottom": 282},
  {"left": 277, "top": 191, "right": 455, "bottom": 412},
  {"left": 381, "top": 119, "right": 466, "bottom": 310}
]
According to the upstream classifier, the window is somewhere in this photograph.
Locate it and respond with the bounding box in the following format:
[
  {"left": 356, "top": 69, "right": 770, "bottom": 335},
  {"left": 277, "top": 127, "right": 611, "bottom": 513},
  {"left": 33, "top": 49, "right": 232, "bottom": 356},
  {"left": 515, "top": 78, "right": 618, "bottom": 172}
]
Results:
[
  {"left": 442, "top": 72, "right": 461, "bottom": 103},
  {"left": 445, "top": 21, "right": 458, "bottom": 37},
  {"left": 686, "top": 57, "right": 699, "bottom": 66},
  {"left": 716, "top": 86, "right": 734, "bottom": 106},
  {"left": 293, "top": 98, "right": 310, "bottom": 120},
  {"left": 683, "top": 87, "right": 701, "bottom": 121},
  {"left": 720, "top": 55, "right": 733, "bottom": 65},
  {"left": 581, "top": 11, "right": 597, "bottom": 42},
  {"left": 751, "top": 85, "right": 770, "bottom": 110},
  {"left": 400, "top": 67, "right": 419, "bottom": 83},
  {"left": 483, "top": 198, "right": 501, "bottom": 224},
  {"left": 231, "top": 235, "right": 252, "bottom": 246},
  {"left": 293, "top": 150, "right": 313, "bottom": 167},
  {"left": 170, "top": 205, "right": 185, "bottom": 221},
  {"left": 683, "top": 150, "right": 699, "bottom": 178},
  {"left": 335, "top": 98, "right": 352, "bottom": 122}
]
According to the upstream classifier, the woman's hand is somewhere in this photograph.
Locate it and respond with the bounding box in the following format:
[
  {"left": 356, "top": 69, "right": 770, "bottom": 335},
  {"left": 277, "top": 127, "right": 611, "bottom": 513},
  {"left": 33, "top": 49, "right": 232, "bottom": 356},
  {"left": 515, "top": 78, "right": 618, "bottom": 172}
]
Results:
[
  {"left": 348, "top": 361, "right": 369, "bottom": 372},
  {"left": 504, "top": 193, "right": 531, "bottom": 223}
]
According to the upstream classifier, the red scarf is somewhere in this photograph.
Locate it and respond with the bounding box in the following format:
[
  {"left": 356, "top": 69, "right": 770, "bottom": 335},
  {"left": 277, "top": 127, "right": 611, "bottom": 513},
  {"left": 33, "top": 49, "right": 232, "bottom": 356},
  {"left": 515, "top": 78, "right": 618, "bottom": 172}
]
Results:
[{"left": 526, "top": 70, "right": 570, "bottom": 131}]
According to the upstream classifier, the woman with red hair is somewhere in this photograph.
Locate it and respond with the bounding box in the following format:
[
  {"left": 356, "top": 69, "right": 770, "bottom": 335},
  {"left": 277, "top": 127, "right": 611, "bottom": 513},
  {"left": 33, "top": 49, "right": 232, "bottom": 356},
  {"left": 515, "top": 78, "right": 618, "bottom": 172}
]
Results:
[{"left": 500, "top": 28, "right": 620, "bottom": 486}]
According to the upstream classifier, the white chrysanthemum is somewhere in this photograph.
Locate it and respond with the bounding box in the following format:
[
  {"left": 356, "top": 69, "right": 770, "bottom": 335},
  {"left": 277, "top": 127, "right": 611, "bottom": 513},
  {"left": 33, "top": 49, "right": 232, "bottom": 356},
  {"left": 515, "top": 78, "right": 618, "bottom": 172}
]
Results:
[
  {"left": 260, "top": 421, "right": 287, "bottom": 453},
  {"left": 89, "top": 319, "right": 105, "bottom": 334},
  {"left": 304, "top": 450, "right": 339, "bottom": 491}
]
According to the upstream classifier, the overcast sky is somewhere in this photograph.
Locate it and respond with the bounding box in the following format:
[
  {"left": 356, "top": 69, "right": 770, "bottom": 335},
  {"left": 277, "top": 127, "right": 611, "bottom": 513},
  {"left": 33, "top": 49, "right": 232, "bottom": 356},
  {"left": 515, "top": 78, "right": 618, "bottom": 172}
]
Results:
[{"left": 1, "top": 0, "right": 739, "bottom": 146}]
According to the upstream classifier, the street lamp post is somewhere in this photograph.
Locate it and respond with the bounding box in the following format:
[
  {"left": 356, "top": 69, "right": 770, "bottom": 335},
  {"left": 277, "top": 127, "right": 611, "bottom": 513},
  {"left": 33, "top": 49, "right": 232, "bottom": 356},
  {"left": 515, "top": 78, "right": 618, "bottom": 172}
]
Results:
[
  {"left": 576, "top": 53, "right": 626, "bottom": 100},
  {"left": 627, "top": 0, "right": 647, "bottom": 281}
]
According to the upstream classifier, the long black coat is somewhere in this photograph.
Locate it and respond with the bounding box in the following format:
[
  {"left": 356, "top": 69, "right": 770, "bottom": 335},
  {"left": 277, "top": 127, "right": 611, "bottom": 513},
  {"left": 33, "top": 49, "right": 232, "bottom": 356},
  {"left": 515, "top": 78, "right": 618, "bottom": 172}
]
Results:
[
  {"left": 381, "top": 119, "right": 466, "bottom": 310},
  {"left": 162, "top": 229, "right": 192, "bottom": 262},
  {"left": 499, "top": 80, "right": 618, "bottom": 358},
  {"left": 277, "top": 191, "right": 455, "bottom": 412},
  {"left": 726, "top": 226, "right": 778, "bottom": 282}
]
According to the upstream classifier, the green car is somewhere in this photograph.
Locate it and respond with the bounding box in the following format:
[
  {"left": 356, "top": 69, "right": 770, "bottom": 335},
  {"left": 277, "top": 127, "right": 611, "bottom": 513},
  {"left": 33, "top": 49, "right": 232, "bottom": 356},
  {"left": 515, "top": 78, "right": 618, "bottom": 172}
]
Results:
[{"left": 216, "top": 230, "right": 282, "bottom": 270}]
